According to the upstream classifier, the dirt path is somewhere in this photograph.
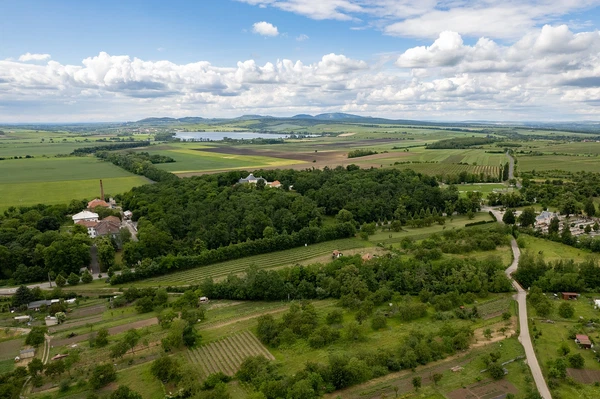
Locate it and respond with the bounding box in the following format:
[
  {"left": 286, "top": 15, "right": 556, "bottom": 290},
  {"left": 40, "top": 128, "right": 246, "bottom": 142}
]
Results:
[
  {"left": 201, "top": 307, "right": 288, "bottom": 331},
  {"left": 52, "top": 317, "right": 158, "bottom": 347}
]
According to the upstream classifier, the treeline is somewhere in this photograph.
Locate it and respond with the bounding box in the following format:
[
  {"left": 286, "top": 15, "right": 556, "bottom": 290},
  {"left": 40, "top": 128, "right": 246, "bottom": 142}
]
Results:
[
  {"left": 135, "top": 151, "right": 175, "bottom": 164},
  {"left": 439, "top": 170, "right": 501, "bottom": 184},
  {"left": 347, "top": 149, "right": 379, "bottom": 158},
  {"left": 71, "top": 141, "right": 150, "bottom": 155},
  {"left": 97, "top": 151, "right": 178, "bottom": 183},
  {"left": 198, "top": 245, "right": 512, "bottom": 303},
  {"left": 514, "top": 251, "right": 600, "bottom": 292},
  {"left": 426, "top": 137, "right": 495, "bottom": 149},
  {"left": 111, "top": 222, "right": 356, "bottom": 284}
]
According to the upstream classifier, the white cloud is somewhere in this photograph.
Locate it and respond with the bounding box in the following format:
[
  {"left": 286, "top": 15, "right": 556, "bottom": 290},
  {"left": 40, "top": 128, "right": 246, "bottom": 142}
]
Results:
[
  {"left": 238, "top": 0, "right": 600, "bottom": 39},
  {"left": 18, "top": 53, "right": 51, "bottom": 62},
  {"left": 296, "top": 33, "right": 309, "bottom": 41},
  {"left": 252, "top": 21, "right": 279, "bottom": 36},
  {"left": 3, "top": 25, "right": 600, "bottom": 121}
]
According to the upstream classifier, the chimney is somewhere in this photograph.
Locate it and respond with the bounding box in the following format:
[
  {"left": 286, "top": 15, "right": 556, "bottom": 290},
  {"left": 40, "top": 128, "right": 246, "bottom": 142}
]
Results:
[{"left": 100, "top": 179, "right": 104, "bottom": 201}]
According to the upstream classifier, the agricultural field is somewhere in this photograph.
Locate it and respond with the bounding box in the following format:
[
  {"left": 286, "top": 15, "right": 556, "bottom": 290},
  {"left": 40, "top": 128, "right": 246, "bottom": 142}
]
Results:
[
  {"left": 0, "top": 157, "right": 148, "bottom": 210},
  {"left": 392, "top": 162, "right": 500, "bottom": 178},
  {"left": 517, "top": 154, "right": 600, "bottom": 173},
  {"left": 132, "top": 238, "right": 368, "bottom": 286},
  {"left": 186, "top": 331, "right": 274, "bottom": 377}
]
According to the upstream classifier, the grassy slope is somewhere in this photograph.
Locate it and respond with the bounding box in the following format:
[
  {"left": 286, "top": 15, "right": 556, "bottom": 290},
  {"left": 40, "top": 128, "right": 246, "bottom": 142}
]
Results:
[{"left": 519, "top": 235, "right": 592, "bottom": 263}]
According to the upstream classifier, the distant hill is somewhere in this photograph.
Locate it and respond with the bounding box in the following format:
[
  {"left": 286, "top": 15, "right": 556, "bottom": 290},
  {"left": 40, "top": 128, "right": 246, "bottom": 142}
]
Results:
[
  {"left": 314, "top": 113, "right": 371, "bottom": 120},
  {"left": 137, "top": 117, "right": 178, "bottom": 123}
]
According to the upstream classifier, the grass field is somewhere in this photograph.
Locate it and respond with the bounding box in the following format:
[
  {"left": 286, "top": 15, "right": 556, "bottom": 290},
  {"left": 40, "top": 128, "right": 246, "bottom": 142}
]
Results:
[
  {"left": 150, "top": 147, "right": 303, "bottom": 173},
  {"left": 519, "top": 234, "right": 592, "bottom": 263},
  {"left": 132, "top": 238, "right": 368, "bottom": 286},
  {"left": 517, "top": 154, "right": 600, "bottom": 173},
  {"left": 0, "top": 157, "right": 148, "bottom": 210}
]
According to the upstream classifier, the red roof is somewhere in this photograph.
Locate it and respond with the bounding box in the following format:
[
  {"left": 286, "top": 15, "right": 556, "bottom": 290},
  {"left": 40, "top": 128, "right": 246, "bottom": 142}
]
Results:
[
  {"left": 102, "top": 215, "right": 121, "bottom": 224},
  {"left": 88, "top": 199, "right": 109, "bottom": 209},
  {"left": 576, "top": 334, "right": 591, "bottom": 345},
  {"left": 76, "top": 220, "right": 98, "bottom": 228}
]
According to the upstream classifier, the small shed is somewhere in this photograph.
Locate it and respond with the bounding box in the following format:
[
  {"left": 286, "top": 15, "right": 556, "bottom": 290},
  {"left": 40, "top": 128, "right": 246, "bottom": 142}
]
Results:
[
  {"left": 14, "top": 315, "right": 31, "bottom": 323},
  {"left": 575, "top": 334, "right": 592, "bottom": 349},
  {"left": 19, "top": 348, "right": 35, "bottom": 359},
  {"left": 332, "top": 250, "right": 343, "bottom": 259},
  {"left": 45, "top": 316, "right": 58, "bottom": 326},
  {"left": 27, "top": 300, "right": 51, "bottom": 311},
  {"left": 561, "top": 292, "right": 579, "bottom": 300}
]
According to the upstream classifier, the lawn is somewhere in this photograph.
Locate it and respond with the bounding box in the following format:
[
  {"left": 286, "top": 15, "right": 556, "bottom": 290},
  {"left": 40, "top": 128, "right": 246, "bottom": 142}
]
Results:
[
  {"left": 518, "top": 235, "right": 592, "bottom": 263},
  {"left": 0, "top": 157, "right": 149, "bottom": 210}
]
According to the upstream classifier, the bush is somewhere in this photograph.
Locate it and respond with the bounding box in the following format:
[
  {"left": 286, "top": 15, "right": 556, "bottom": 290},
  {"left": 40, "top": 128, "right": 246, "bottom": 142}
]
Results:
[
  {"left": 90, "top": 363, "right": 117, "bottom": 389},
  {"left": 371, "top": 314, "right": 387, "bottom": 330},
  {"left": 559, "top": 302, "right": 574, "bottom": 318},
  {"left": 568, "top": 353, "right": 585, "bottom": 369},
  {"left": 202, "top": 372, "right": 231, "bottom": 390},
  {"left": 326, "top": 309, "right": 344, "bottom": 325}
]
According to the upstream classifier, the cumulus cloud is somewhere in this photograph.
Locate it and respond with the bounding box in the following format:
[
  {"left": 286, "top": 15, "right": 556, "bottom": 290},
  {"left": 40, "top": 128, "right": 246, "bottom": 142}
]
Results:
[
  {"left": 252, "top": 21, "right": 279, "bottom": 36},
  {"left": 18, "top": 53, "right": 51, "bottom": 62},
  {"left": 3, "top": 25, "right": 600, "bottom": 121}
]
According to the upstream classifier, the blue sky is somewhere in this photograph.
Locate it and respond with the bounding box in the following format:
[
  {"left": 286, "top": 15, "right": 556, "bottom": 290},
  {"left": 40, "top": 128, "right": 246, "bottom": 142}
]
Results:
[{"left": 1, "top": 0, "right": 600, "bottom": 122}]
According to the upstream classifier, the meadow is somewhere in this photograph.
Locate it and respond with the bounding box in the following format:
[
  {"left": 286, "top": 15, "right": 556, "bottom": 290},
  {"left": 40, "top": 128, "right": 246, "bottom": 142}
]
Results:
[{"left": 0, "top": 157, "right": 148, "bottom": 210}]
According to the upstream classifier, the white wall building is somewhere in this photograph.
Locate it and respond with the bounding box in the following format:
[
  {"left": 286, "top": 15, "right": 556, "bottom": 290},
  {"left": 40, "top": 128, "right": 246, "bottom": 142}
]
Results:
[{"left": 72, "top": 211, "right": 99, "bottom": 223}]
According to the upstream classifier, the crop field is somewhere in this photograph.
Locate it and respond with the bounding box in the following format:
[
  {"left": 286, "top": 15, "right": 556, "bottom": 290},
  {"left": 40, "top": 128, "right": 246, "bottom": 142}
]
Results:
[
  {"left": 517, "top": 154, "right": 600, "bottom": 173},
  {"left": 134, "top": 238, "right": 366, "bottom": 286},
  {"left": 186, "top": 330, "right": 274, "bottom": 376},
  {"left": 521, "top": 140, "right": 600, "bottom": 156},
  {"left": 392, "top": 162, "right": 500, "bottom": 177},
  {"left": 151, "top": 147, "right": 303, "bottom": 174}
]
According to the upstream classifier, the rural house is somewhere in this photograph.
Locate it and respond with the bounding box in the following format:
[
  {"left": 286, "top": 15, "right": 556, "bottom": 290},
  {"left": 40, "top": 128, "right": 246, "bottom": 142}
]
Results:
[
  {"left": 18, "top": 348, "right": 35, "bottom": 360},
  {"left": 76, "top": 215, "right": 121, "bottom": 239},
  {"left": 87, "top": 198, "right": 110, "bottom": 209},
  {"left": 535, "top": 211, "right": 558, "bottom": 227},
  {"left": 561, "top": 292, "right": 579, "bottom": 300},
  {"left": 27, "top": 299, "right": 52, "bottom": 311},
  {"left": 575, "top": 334, "right": 593, "bottom": 349},
  {"left": 238, "top": 173, "right": 265, "bottom": 184},
  {"left": 72, "top": 210, "right": 99, "bottom": 223}
]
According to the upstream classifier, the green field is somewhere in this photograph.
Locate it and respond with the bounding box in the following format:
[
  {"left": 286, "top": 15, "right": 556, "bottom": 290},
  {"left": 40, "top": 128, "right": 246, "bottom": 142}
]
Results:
[
  {"left": 518, "top": 154, "right": 600, "bottom": 173},
  {"left": 518, "top": 235, "right": 592, "bottom": 263},
  {"left": 0, "top": 157, "right": 148, "bottom": 209}
]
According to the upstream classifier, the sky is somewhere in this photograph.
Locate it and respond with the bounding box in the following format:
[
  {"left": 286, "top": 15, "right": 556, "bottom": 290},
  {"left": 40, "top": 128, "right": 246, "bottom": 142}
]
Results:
[{"left": 1, "top": 0, "right": 600, "bottom": 122}]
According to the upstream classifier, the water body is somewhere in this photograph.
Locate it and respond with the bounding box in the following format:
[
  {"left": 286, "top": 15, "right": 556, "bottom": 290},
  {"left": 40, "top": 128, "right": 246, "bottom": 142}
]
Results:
[{"left": 175, "top": 131, "right": 290, "bottom": 141}]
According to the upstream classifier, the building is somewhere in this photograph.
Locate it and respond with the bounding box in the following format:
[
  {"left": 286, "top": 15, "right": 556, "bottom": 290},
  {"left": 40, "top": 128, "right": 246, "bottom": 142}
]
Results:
[
  {"left": 535, "top": 211, "right": 558, "bottom": 226},
  {"left": 76, "top": 215, "right": 121, "bottom": 239},
  {"left": 575, "top": 334, "right": 593, "bottom": 349},
  {"left": 45, "top": 316, "right": 58, "bottom": 326},
  {"left": 76, "top": 220, "right": 99, "bottom": 238},
  {"left": 332, "top": 250, "right": 343, "bottom": 259},
  {"left": 238, "top": 173, "right": 265, "bottom": 184},
  {"left": 19, "top": 348, "right": 35, "bottom": 359},
  {"left": 72, "top": 210, "right": 99, "bottom": 223},
  {"left": 27, "top": 300, "right": 52, "bottom": 311},
  {"left": 267, "top": 180, "right": 282, "bottom": 188},
  {"left": 87, "top": 198, "right": 110, "bottom": 210},
  {"left": 14, "top": 315, "right": 31, "bottom": 323},
  {"left": 123, "top": 210, "right": 133, "bottom": 220},
  {"left": 561, "top": 292, "right": 579, "bottom": 300}
]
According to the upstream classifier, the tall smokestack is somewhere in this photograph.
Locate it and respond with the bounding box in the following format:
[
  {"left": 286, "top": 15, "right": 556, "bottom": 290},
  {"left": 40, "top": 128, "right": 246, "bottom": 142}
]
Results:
[{"left": 100, "top": 179, "right": 104, "bottom": 201}]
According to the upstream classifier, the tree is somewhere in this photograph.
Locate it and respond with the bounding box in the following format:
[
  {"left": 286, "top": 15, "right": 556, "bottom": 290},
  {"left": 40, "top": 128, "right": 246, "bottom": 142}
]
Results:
[
  {"left": 151, "top": 356, "right": 181, "bottom": 382},
  {"left": 97, "top": 238, "right": 116, "bottom": 271},
  {"left": 432, "top": 373, "right": 443, "bottom": 386},
  {"left": 548, "top": 216, "right": 560, "bottom": 235},
  {"left": 484, "top": 328, "right": 492, "bottom": 340},
  {"left": 81, "top": 271, "right": 93, "bottom": 284},
  {"left": 158, "top": 308, "right": 177, "bottom": 329},
  {"left": 518, "top": 208, "right": 536, "bottom": 228},
  {"left": 44, "top": 360, "right": 65, "bottom": 379},
  {"left": 90, "top": 363, "right": 117, "bottom": 389},
  {"left": 55, "top": 274, "right": 67, "bottom": 287},
  {"left": 488, "top": 362, "right": 505, "bottom": 380},
  {"left": 124, "top": 329, "right": 140, "bottom": 354},
  {"left": 110, "top": 341, "right": 129, "bottom": 359},
  {"left": 558, "top": 302, "right": 574, "bottom": 318},
  {"left": 136, "top": 296, "right": 154, "bottom": 313},
  {"left": 94, "top": 327, "right": 109, "bottom": 347},
  {"left": 109, "top": 386, "right": 143, "bottom": 399},
  {"left": 371, "top": 314, "right": 387, "bottom": 330},
  {"left": 26, "top": 326, "right": 46, "bottom": 348},
  {"left": 568, "top": 353, "right": 585, "bottom": 369},
  {"left": 67, "top": 272, "right": 80, "bottom": 286},
  {"left": 12, "top": 285, "right": 34, "bottom": 307},
  {"left": 411, "top": 376, "right": 421, "bottom": 391},
  {"left": 28, "top": 358, "right": 44, "bottom": 376},
  {"left": 502, "top": 209, "right": 516, "bottom": 225},
  {"left": 557, "top": 342, "right": 570, "bottom": 356},
  {"left": 585, "top": 198, "right": 596, "bottom": 217},
  {"left": 336, "top": 209, "right": 354, "bottom": 223}
]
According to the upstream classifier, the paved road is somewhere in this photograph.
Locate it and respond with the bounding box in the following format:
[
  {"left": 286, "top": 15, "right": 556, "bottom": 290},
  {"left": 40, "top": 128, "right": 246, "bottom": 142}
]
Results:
[
  {"left": 506, "top": 151, "right": 522, "bottom": 188},
  {"left": 506, "top": 237, "right": 552, "bottom": 399}
]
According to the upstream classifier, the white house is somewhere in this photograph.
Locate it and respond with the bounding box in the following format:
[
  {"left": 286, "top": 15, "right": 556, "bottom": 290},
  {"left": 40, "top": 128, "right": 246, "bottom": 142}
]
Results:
[
  {"left": 535, "top": 211, "right": 558, "bottom": 227},
  {"left": 72, "top": 211, "right": 99, "bottom": 223}
]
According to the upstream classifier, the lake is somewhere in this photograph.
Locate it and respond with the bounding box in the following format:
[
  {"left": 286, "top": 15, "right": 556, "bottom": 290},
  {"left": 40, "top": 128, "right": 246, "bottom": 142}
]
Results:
[{"left": 175, "top": 132, "right": 290, "bottom": 141}]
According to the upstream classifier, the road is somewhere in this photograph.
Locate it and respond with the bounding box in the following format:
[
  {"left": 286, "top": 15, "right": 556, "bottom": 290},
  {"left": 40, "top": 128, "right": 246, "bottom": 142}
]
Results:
[
  {"left": 505, "top": 235, "right": 552, "bottom": 398},
  {"left": 506, "top": 151, "right": 522, "bottom": 189},
  {"left": 0, "top": 273, "right": 105, "bottom": 295}
]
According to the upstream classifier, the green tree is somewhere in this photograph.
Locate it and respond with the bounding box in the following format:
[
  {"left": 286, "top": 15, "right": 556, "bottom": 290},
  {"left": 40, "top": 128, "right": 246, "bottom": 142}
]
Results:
[
  {"left": 67, "top": 272, "right": 80, "bottom": 286},
  {"left": 488, "top": 362, "right": 505, "bottom": 380},
  {"left": 412, "top": 376, "right": 422, "bottom": 391},
  {"left": 584, "top": 198, "right": 596, "bottom": 217},
  {"left": 135, "top": 296, "right": 154, "bottom": 313},
  {"left": 55, "top": 274, "right": 67, "bottom": 287},
  {"left": 336, "top": 209, "right": 354, "bottom": 223},
  {"left": 371, "top": 314, "right": 387, "bottom": 330},
  {"left": 109, "top": 386, "right": 142, "bottom": 399},
  {"left": 28, "top": 358, "right": 44, "bottom": 376},
  {"left": 432, "top": 373, "right": 443, "bottom": 386},
  {"left": 558, "top": 302, "right": 574, "bottom": 318},
  {"left": 124, "top": 329, "right": 140, "bottom": 354},
  {"left": 97, "top": 238, "right": 116, "bottom": 271},
  {"left": 158, "top": 308, "right": 177, "bottom": 329},
  {"left": 12, "top": 285, "right": 34, "bottom": 307},
  {"left": 518, "top": 208, "right": 536, "bottom": 228},
  {"left": 151, "top": 355, "right": 181, "bottom": 383},
  {"left": 110, "top": 341, "right": 129, "bottom": 359},
  {"left": 90, "top": 363, "right": 117, "bottom": 389},
  {"left": 44, "top": 360, "right": 65, "bottom": 379},
  {"left": 502, "top": 209, "right": 516, "bottom": 225},
  {"left": 557, "top": 342, "right": 571, "bottom": 356},
  {"left": 25, "top": 326, "right": 46, "bottom": 348},
  {"left": 81, "top": 271, "right": 93, "bottom": 284},
  {"left": 95, "top": 328, "right": 109, "bottom": 347},
  {"left": 548, "top": 216, "right": 560, "bottom": 235},
  {"left": 568, "top": 353, "right": 585, "bottom": 369}
]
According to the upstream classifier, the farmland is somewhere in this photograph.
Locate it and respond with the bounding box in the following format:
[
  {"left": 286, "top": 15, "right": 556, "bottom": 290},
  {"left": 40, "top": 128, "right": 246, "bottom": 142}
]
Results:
[
  {"left": 0, "top": 157, "right": 148, "bottom": 210},
  {"left": 517, "top": 154, "right": 600, "bottom": 173},
  {"left": 186, "top": 331, "right": 274, "bottom": 377}
]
